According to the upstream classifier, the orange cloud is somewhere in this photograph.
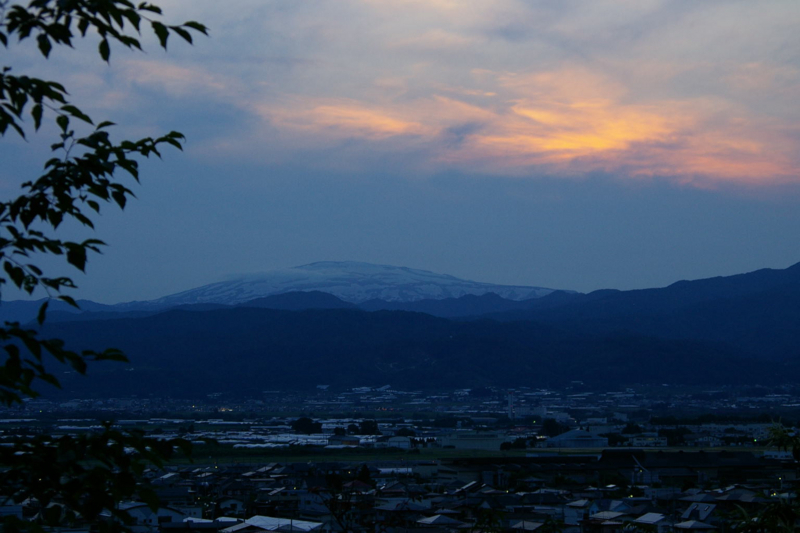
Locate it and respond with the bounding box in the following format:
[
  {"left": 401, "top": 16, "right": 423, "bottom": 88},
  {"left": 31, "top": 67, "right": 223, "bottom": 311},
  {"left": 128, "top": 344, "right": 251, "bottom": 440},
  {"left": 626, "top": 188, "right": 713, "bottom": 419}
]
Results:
[
  {"left": 490, "top": 99, "right": 678, "bottom": 156},
  {"left": 265, "top": 99, "right": 435, "bottom": 138},
  {"left": 260, "top": 66, "right": 799, "bottom": 185},
  {"left": 261, "top": 93, "right": 498, "bottom": 141},
  {"left": 467, "top": 68, "right": 800, "bottom": 183}
]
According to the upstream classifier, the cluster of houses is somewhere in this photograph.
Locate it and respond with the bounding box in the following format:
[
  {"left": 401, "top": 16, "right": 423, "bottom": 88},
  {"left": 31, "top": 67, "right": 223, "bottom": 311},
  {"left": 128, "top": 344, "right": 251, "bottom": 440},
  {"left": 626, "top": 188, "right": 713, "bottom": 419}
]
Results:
[
  {"left": 6, "top": 449, "right": 796, "bottom": 533},
  {"left": 5, "top": 385, "right": 800, "bottom": 532},
  {"left": 2, "top": 411, "right": 779, "bottom": 454},
  {"left": 15, "top": 385, "right": 800, "bottom": 424}
]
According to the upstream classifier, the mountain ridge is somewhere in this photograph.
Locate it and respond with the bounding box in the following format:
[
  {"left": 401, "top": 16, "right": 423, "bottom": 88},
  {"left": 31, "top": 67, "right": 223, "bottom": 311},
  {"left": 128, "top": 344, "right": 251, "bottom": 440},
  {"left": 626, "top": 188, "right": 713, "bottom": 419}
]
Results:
[
  {"left": 40, "top": 306, "right": 784, "bottom": 398},
  {"left": 147, "top": 261, "right": 563, "bottom": 306},
  {"left": 11, "top": 259, "right": 800, "bottom": 397},
  {"left": 3, "top": 260, "right": 799, "bottom": 326}
]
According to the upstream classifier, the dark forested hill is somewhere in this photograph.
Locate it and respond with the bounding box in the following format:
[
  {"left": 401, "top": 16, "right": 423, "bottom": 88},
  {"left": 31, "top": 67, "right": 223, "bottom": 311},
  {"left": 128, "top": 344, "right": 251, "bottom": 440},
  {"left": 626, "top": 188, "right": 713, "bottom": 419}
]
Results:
[
  {"left": 487, "top": 263, "right": 800, "bottom": 360},
  {"left": 240, "top": 291, "right": 357, "bottom": 310},
  {"left": 38, "top": 307, "right": 789, "bottom": 398}
]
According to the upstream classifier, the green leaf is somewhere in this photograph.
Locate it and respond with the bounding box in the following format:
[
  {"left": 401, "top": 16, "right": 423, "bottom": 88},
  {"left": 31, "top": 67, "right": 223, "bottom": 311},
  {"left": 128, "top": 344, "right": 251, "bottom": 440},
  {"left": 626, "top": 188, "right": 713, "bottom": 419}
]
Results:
[
  {"left": 99, "top": 38, "right": 110, "bottom": 61},
  {"left": 56, "top": 114, "right": 69, "bottom": 133},
  {"left": 111, "top": 190, "right": 127, "bottom": 209},
  {"left": 119, "top": 34, "right": 143, "bottom": 50},
  {"left": 183, "top": 21, "right": 209, "bottom": 35},
  {"left": 172, "top": 26, "right": 192, "bottom": 44},
  {"left": 58, "top": 295, "right": 79, "bottom": 309},
  {"left": 47, "top": 80, "right": 67, "bottom": 93},
  {"left": 69, "top": 356, "right": 87, "bottom": 375},
  {"left": 4, "top": 261, "right": 24, "bottom": 288},
  {"left": 37, "top": 34, "right": 52, "bottom": 57},
  {"left": 117, "top": 159, "right": 139, "bottom": 179},
  {"left": 151, "top": 21, "right": 169, "bottom": 48},
  {"left": 139, "top": 487, "right": 160, "bottom": 512},
  {"left": 36, "top": 301, "right": 48, "bottom": 325},
  {"left": 47, "top": 209, "right": 63, "bottom": 228},
  {"left": 124, "top": 10, "right": 142, "bottom": 31},
  {"left": 73, "top": 212, "right": 94, "bottom": 228},
  {"left": 66, "top": 245, "right": 87, "bottom": 272},
  {"left": 20, "top": 334, "right": 42, "bottom": 360},
  {"left": 78, "top": 17, "right": 90, "bottom": 36},
  {"left": 2, "top": 117, "right": 26, "bottom": 139},
  {"left": 61, "top": 105, "right": 94, "bottom": 125},
  {"left": 98, "top": 348, "right": 128, "bottom": 363},
  {"left": 139, "top": 3, "right": 163, "bottom": 15},
  {"left": 97, "top": 121, "right": 116, "bottom": 129},
  {"left": 163, "top": 136, "right": 183, "bottom": 150},
  {"left": 38, "top": 371, "right": 61, "bottom": 388},
  {"left": 31, "top": 104, "right": 43, "bottom": 130}
]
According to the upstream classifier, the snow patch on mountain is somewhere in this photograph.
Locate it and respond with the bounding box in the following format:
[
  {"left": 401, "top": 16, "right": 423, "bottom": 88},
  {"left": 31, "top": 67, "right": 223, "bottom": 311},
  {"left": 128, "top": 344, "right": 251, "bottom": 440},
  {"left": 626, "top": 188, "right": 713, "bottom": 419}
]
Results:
[{"left": 150, "top": 261, "right": 563, "bottom": 306}]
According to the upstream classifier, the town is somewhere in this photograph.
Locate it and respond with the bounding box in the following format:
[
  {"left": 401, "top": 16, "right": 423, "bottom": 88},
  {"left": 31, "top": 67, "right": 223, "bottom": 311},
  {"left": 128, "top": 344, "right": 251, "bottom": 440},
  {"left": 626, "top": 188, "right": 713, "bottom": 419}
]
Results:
[{"left": 2, "top": 385, "right": 798, "bottom": 532}]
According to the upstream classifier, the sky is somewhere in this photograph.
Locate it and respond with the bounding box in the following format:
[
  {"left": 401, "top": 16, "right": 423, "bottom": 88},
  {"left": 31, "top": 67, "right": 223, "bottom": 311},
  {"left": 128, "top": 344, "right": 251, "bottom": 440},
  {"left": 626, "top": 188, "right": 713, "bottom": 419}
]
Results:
[{"left": 3, "top": 0, "right": 800, "bottom": 303}]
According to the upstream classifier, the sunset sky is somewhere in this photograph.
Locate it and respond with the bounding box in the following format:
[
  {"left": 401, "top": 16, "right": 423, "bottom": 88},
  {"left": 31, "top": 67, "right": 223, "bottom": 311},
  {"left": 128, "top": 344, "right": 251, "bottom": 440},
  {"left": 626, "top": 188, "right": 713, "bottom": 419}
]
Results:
[{"left": 2, "top": 0, "right": 800, "bottom": 302}]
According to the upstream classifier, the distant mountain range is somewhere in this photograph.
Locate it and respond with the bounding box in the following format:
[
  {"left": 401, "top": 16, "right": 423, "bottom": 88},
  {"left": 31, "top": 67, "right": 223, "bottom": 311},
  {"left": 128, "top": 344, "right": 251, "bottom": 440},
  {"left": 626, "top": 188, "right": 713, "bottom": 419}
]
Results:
[
  {"left": 486, "top": 261, "right": 800, "bottom": 361},
  {"left": 5, "top": 261, "right": 800, "bottom": 396},
  {"left": 150, "top": 261, "right": 561, "bottom": 306},
  {"left": 0, "top": 261, "right": 564, "bottom": 323}
]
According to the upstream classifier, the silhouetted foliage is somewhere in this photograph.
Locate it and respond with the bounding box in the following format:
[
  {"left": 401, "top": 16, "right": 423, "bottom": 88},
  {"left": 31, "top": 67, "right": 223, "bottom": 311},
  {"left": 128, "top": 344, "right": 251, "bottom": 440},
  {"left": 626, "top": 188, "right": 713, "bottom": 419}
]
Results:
[
  {"left": 733, "top": 501, "right": 800, "bottom": 532},
  {"left": 510, "top": 437, "right": 527, "bottom": 449},
  {"left": 622, "top": 422, "right": 643, "bottom": 434},
  {"left": 540, "top": 418, "right": 569, "bottom": 437},
  {"left": 768, "top": 424, "right": 800, "bottom": 461},
  {"left": 292, "top": 417, "right": 322, "bottom": 435},
  {"left": 0, "top": 2, "right": 206, "bottom": 532},
  {"left": 356, "top": 464, "right": 373, "bottom": 485},
  {"left": 357, "top": 419, "right": 381, "bottom": 435},
  {"left": 658, "top": 427, "right": 692, "bottom": 446},
  {"left": 602, "top": 432, "right": 629, "bottom": 447}
]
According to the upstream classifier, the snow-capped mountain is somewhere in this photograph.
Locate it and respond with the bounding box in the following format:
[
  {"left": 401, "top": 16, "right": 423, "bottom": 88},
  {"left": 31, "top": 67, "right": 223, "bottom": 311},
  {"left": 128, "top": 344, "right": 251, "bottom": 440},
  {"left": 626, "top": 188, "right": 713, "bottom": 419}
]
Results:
[{"left": 149, "top": 261, "right": 563, "bottom": 306}]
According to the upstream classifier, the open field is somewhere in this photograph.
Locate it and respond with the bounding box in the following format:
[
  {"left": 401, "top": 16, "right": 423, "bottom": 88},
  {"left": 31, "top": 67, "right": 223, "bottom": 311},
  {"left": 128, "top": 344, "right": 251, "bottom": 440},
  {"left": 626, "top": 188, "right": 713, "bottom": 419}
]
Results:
[{"left": 173, "top": 442, "right": 774, "bottom": 467}]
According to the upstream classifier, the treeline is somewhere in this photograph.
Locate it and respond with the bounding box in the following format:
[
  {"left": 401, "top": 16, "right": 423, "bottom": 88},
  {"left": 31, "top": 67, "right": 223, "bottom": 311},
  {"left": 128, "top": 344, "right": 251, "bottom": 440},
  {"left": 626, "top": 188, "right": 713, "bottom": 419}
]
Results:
[
  {"left": 650, "top": 413, "right": 788, "bottom": 426},
  {"left": 40, "top": 307, "right": 786, "bottom": 398}
]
